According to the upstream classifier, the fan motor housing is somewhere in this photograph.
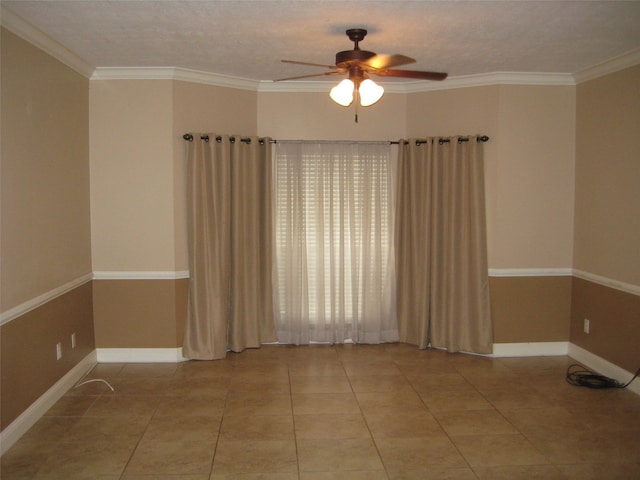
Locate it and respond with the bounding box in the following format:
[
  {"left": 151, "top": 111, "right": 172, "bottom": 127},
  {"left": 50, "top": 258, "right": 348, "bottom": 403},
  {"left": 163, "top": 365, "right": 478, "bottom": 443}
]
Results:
[{"left": 336, "top": 49, "right": 376, "bottom": 67}]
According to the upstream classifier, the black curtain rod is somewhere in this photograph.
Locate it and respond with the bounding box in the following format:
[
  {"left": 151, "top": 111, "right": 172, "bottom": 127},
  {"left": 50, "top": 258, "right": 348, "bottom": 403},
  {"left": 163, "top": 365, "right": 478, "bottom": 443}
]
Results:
[
  {"left": 182, "top": 134, "right": 490, "bottom": 145},
  {"left": 391, "top": 135, "right": 490, "bottom": 145},
  {"left": 182, "top": 134, "right": 274, "bottom": 145}
]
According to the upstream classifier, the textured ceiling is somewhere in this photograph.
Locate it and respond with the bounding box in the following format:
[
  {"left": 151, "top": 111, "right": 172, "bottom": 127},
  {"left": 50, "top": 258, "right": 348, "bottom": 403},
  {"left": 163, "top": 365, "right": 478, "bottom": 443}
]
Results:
[{"left": 3, "top": 0, "right": 640, "bottom": 82}]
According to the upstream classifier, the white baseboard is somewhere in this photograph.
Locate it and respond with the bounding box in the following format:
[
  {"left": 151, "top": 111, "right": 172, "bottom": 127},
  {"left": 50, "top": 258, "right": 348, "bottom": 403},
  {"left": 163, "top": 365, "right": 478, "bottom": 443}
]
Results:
[
  {"left": 491, "top": 342, "right": 569, "bottom": 357},
  {"left": 96, "top": 348, "right": 188, "bottom": 363},
  {"left": 568, "top": 343, "right": 640, "bottom": 396},
  {"left": 0, "top": 351, "right": 97, "bottom": 456}
]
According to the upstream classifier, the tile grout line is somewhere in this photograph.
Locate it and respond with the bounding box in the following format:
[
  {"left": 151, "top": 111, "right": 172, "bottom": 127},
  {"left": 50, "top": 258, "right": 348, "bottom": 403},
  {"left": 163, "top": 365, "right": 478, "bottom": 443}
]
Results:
[
  {"left": 403, "top": 358, "right": 479, "bottom": 478},
  {"left": 469, "top": 361, "right": 565, "bottom": 472},
  {"left": 288, "top": 358, "right": 302, "bottom": 480},
  {"left": 210, "top": 355, "right": 238, "bottom": 478},
  {"left": 344, "top": 351, "right": 393, "bottom": 480}
]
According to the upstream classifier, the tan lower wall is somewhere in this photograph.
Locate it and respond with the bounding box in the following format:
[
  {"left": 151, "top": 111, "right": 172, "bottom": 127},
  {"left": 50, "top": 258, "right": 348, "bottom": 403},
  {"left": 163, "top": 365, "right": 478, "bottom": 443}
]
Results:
[
  {"left": 92, "top": 279, "right": 188, "bottom": 348},
  {"left": 570, "top": 277, "right": 640, "bottom": 373},
  {"left": 0, "top": 282, "right": 95, "bottom": 430},
  {"left": 33, "top": 274, "right": 630, "bottom": 373},
  {"left": 490, "top": 276, "right": 572, "bottom": 343},
  {"left": 94, "top": 276, "right": 573, "bottom": 349}
]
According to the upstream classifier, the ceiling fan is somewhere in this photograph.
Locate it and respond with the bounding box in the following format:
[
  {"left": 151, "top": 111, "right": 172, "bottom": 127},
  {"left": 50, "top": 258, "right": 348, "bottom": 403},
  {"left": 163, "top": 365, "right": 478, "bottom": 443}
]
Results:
[{"left": 276, "top": 28, "right": 448, "bottom": 110}]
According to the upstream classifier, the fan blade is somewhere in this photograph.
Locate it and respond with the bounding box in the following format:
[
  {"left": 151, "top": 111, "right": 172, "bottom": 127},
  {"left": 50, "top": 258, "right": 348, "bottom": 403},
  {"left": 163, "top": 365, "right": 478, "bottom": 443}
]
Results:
[
  {"left": 274, "top": 71, "right": 345, "bottom": 82},
  {"left": 362, "top": 54, "right": 415, "bottom": 69},
  {"left": 281, "top": 59, "right": 339, "bottom": 69},
  {"left": 375, "top": 69, "right": 448, "bottom": 81}
]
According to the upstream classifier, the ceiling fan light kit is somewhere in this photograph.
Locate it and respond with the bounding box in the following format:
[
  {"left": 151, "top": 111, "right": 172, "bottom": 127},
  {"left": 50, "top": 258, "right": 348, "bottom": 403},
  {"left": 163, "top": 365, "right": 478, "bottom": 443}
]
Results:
[
  {"left": 358, "top": 78, "right": 384, "bottom": 106},
  {"left": 329, "top": 76, "right": 384, "bottom": 107},
  {"left": 329, "top": 79, "right": 355, "bottom": 106},
  {"left": 278, "top": 28, "right": 447, "bottom": 119}
]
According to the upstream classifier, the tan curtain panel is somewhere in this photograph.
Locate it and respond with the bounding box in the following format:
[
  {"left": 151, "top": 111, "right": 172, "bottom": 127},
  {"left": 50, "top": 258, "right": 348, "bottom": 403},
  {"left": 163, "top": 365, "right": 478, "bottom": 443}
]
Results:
[
  {"left": 183, "top": 134, "right": 276, "bottom": 360},
  {"left": 395, "top": 136, "right": 492, "bottom": 354}
]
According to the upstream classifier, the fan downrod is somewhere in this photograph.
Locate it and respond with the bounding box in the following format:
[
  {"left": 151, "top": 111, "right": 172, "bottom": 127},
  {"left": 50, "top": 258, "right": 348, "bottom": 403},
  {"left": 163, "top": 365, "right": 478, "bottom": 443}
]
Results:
[{"left": 346, "top": 28, "right": 367, "bottom": 49}]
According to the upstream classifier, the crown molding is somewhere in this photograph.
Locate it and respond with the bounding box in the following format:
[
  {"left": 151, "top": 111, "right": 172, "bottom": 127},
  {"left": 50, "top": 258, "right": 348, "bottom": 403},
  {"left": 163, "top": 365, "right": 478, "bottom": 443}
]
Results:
[
  {"left": 88, "top": 51, "right": 640, "bottom": 91},
  {"left": 91, "top": 67, "right": 575, "bottom": 93},
  {"left": 91, "top": 66, "right": 176, "bottom": 81},
  {"left": 91, "top": 66, "right": 260, "bottom": 91},
  {"left": 403, "top": 72, "right": 576, "bottom": 93},
  {"left": 0, "top": 5, "right": 94, "bottom": 78},
  {"left": 573, "top": 48, "right": 640, "bottom": 84}
]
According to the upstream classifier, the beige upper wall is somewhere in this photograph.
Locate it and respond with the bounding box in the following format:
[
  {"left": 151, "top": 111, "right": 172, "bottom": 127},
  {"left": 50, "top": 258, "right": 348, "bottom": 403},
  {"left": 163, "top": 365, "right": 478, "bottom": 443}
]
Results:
[
  {"left": 1, "top": 28, "right": 91, "bottom": 310},
  {"left": 392, "top": 84, "right": 575, "bottom": 269},
  {"left": 172, "top": 80, "right": 258, "bottom": 271},
  {"left": 494, "top": 85, "right": 576, "bottom": 269},
  {"left": 257, "top": 91, "right": 407, "bottom": 140},
  {"left": 90, "top": 79, "right": 176, "bottom": 272},
  {"left": 574, "top": 65, "right": 640, "bottom": 286},
  {"left": 260, "top": 84, "right": 576, "bottom": 270},
  {"left": 406, "top": 86, "right": 501, "bottom": 266},
  {"left": 91, "top": 84, "right": 406, "bottom": 272},
  {"left": 90, "top": 79, "right": 259, "bottom": 272},
  {"left": 89, "top": 77, "right": 577, "bottom": 274},
  {"left": 172, "top": 80, "right": 258, "bottom": 136},
  {"left": 405, "top": 85, "right": 500, "bottom": 138}
]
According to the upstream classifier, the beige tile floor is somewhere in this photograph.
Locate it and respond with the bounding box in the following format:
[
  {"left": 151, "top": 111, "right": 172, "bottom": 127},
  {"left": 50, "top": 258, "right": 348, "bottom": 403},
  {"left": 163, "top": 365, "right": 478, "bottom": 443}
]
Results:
[{"left": 2, "top": 344, "right": 640, "bottom": 479}]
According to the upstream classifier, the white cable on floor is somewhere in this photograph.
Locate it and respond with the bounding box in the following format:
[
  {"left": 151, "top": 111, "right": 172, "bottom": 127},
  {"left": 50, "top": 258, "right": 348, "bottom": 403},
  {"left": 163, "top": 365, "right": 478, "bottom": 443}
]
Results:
[{"left": 74, "top": 363, "right": 115, "bottom": 392}]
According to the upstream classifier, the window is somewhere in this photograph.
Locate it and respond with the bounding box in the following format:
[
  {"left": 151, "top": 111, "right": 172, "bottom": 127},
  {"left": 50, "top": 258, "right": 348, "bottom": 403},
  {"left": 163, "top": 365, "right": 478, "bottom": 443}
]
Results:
[{"left": 273, "top": 142, "right": 399, "bottom": 345}]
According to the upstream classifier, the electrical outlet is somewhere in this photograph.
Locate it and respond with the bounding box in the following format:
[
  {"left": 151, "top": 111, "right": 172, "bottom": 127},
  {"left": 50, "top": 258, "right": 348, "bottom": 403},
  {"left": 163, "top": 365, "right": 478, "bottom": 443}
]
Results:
[
  {"left": 56, "top": 342, "right": 62, "bottom": 360},
  {"left": 583, "top": 318, "right": 590, "bottom": 334},
  {"left": 71, "top": 332, "right": 77, "bottom": 349}
]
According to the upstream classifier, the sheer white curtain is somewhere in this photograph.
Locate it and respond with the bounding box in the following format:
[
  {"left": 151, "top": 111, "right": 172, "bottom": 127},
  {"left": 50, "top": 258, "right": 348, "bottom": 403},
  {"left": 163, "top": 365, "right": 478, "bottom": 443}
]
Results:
[{"left": 273, "top": 141, "right": 399, "bottom": 345}]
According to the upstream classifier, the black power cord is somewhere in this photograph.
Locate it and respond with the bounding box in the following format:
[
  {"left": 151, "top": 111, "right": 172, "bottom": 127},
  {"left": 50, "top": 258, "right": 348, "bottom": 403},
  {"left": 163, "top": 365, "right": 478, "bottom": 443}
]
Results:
[{"left": 566, "top": 363, "right": 640, "bottom": 389}]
